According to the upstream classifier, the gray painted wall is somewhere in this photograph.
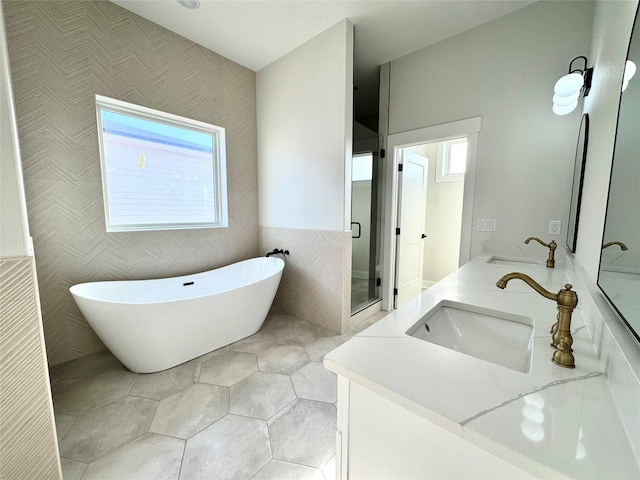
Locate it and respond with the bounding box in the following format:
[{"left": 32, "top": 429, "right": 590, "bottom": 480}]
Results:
[
  {"left": 257, "top": 20, "right": 354, "bottom": 332},
  {"left": 0, "top": 0, "right": 29, "bottom": 258},
  {"left": 578, "top": 0, "right": 639, "bottom": 279},
  {"left": 388, "top": 1, "right": 594, "bottom": 260}
]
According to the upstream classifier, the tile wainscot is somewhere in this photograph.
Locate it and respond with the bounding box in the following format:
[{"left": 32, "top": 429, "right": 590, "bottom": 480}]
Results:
[{"left": 324, "top": 249, "right": 640, "bottom": 479}]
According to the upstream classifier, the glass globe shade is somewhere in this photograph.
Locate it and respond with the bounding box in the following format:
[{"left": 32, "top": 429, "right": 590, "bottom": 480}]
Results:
[
  {"left": 553, "top": 100, "right": 578, "bottom": 116},
  {"left": 553, "top": 91, "right": 580, "bottom": 107},
  {"left": 177, "top": 0, "right": 200, "bottom": 9},
  {"left": 554, "top": 73, "right": 584, "bottom": 96}
]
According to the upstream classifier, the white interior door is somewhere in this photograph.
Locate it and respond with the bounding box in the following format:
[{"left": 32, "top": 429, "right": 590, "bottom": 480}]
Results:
[{"left": 395, "top": 150, "right": 429, "bottom": 307}]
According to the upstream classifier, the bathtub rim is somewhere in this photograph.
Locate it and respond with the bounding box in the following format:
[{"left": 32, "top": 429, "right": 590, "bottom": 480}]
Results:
[{"left": 69, "top": 256, "right": 285, "bottom": 305}]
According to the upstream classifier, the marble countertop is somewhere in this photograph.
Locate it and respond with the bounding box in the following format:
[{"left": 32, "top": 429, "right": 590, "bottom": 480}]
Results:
[{"left": 324, "top": 253, "right": 640, "bottom": 479}]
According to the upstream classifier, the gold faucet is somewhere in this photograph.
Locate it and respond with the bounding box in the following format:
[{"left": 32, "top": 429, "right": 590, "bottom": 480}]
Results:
[
  {"left": 524, "top": 237, "right": 557, "bottom": 268},
  {"left": 496, "top": 272, "right": 578, "bottom": 369},
  {"left": 602, "top": 241, "right": 628, "bottom": 251}
]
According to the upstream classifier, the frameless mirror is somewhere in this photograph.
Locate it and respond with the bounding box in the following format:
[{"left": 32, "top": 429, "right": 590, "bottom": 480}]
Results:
[
  {"left": 566, "top": 113, "right": 589, "bottom": 252},
  {"left": 598, "top": 6, "right": 640, "bottom": 345}
]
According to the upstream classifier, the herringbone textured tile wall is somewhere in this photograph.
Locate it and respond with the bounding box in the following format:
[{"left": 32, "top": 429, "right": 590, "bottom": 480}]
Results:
[
  {"left": 260, "top": 227, "right": 350, "bottom": 333},
  {"left": 0, "top": 258, "right": 61, "bottom": 479},
  {"left": 4, "top": 1, "right": 258, "bottom": 365}
]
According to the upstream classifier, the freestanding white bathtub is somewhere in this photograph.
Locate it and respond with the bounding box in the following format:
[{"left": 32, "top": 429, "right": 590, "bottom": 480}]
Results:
[{"left": 70, "top": 257, "right": 284, "bottom": 373}]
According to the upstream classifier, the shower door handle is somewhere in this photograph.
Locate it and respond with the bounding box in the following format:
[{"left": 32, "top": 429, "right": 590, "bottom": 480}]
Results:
[{"left": 351, "top": 222, "right": 361, "bottom": 239}]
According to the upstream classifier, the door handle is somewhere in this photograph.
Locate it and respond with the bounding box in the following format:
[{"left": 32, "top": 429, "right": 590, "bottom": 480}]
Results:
[
  {"left": 421, "top": 234, "right": 427, "bottom": 239},
  {"left": 351, "top": 222, "right": 362, "bottom": 239}
]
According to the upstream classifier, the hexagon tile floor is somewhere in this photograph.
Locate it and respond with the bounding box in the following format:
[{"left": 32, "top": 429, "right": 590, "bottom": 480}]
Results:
[{"left": 50, "top": 313, "right": 354, "bottom": 480}]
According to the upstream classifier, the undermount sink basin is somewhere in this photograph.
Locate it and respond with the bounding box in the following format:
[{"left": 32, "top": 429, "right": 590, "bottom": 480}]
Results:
[
  {"left": 406, "top": 300, "right": 534, "bottom": 373},
  {"left": 486, "top": 256, "right": 541, "bottom": 267}
]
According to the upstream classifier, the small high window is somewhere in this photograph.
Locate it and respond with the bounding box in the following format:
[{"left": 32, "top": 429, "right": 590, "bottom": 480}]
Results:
[
  {"left": 95, "top": 95, "right": 228, "bottom": 232},
  {"left": 436, "top": 137, "right": 467, "bottom": 183}
]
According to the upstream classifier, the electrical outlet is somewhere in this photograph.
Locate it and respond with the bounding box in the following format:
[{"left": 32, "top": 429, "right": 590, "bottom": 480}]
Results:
[{"left": 549, "top": 220, "right": 561, "bottom": 235}]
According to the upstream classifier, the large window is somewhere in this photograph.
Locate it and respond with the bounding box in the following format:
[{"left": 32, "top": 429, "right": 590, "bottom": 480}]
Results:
[{"left": 95, "top": 95, "right": 228, "bottom": 232}]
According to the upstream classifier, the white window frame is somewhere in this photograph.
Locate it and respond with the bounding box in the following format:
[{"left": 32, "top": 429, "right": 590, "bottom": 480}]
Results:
[
  {"left": 435, "top": 137, "right": 467, "bottom": 183},
  {"left": 95, "top": 95, "right": 228, "bottom": 232}
]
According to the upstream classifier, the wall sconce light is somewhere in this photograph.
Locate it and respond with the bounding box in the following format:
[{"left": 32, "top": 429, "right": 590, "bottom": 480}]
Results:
[
  {"left": 622, "top": 60, "right": 637, "bottom": 92},
  {"left": 552, "top": 56, "right": 593, "bottom": 116}
]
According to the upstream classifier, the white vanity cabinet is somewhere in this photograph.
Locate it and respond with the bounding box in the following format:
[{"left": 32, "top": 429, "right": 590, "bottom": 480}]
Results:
[{"left": 335, "top": 377, "right": 536, "bottom": 480}]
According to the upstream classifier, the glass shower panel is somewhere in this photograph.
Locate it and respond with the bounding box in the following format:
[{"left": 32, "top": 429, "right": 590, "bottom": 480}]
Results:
[{"left": 351, "top": 142, "right": 382, "bottom": 314}]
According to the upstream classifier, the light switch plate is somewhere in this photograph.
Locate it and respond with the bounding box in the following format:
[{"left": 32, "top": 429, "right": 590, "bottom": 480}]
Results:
[{"left": 476, "top": 219, "right": 496, "bottom": 232}]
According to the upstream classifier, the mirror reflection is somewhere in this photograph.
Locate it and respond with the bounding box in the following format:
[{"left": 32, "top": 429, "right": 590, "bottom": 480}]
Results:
[
  {"left": 566, "top": 114, "right": 589, "bottom": 253},
  {"left": 598, "top": 7, "right": 640, "bottom": 344}
]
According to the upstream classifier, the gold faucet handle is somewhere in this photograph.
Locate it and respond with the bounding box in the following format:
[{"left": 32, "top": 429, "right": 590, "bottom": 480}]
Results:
[{"left": 557, "top": 284, "right": 578, "bottom": 308}]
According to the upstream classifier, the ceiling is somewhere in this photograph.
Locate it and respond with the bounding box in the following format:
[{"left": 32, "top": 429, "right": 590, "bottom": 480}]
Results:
[{"left": 109, "top": 0, "right": 536, "bottom": 126}]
